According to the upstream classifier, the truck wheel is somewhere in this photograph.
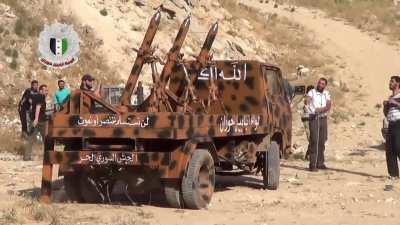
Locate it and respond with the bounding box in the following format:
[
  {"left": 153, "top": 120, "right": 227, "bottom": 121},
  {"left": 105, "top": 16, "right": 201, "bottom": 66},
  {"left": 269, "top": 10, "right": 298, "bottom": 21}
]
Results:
[
  {"left": 182, "top": 149, "right": 215, "bottom": 209},
  {"left": 263, "top": 141, "right": 280, "bottom": 190},
  {"left": 80, "top": 172, "right": 106, "bottom": 203},
  {"left": 64, "top": 172, "right": 83, "bottom": 203},
  {"left": 164, "top": 181, "right": 184, "bottom": 208}
]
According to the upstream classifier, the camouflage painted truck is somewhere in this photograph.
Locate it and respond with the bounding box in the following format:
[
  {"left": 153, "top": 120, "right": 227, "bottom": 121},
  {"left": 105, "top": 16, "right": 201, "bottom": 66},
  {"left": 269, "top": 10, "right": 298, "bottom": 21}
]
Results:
[{"left": 39, "top": 11, "right": 296, "bottom": 209}]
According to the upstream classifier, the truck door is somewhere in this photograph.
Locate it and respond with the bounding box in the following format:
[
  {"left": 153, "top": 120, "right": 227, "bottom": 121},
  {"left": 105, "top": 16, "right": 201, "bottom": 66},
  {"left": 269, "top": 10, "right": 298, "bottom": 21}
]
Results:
[{"left": 262, "top": 66, "right": 283, "bottom": 129}]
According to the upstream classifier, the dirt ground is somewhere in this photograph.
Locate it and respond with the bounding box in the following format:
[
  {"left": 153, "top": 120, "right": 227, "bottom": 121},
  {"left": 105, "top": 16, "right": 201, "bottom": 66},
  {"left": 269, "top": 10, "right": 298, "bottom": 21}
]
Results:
[
  {"left": 0, "top": 148, "right": 399, "bottom": 225},
  {"left": 1, "top": 1, "right": 400, "bottom": 225}
]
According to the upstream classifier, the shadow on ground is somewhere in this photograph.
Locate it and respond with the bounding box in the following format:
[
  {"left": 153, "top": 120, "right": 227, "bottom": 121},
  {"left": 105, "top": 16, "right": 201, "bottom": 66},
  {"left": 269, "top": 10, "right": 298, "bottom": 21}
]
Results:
[
  {"left": 17, "top": 174, "right": 265, "bottom": 208},
  {"left": 370, "top": 143, "right": 386, "bottom": 151},
  {"left": 281, "top": 164, "right": 386, "bottom": 179}
]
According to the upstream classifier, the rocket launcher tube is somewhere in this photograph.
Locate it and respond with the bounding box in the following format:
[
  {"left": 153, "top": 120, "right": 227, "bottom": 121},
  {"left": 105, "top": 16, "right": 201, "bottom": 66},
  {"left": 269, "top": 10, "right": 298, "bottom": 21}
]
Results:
[
  {"left": 197, "top": 22, "right": 218, "bottom": 68},
  {"left": 159, "top": 15, "right": 191, "bottom": 86},
  {"left": 188, "top": 22, "right": 218, "bottom": 85},
  {"left": 120, "top": 11, "right": 161, "bottom": 106}
]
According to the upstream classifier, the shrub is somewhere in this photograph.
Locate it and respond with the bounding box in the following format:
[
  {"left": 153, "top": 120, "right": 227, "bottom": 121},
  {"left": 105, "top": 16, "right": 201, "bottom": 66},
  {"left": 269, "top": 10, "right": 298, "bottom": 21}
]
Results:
[
  {"left": 330, "top": 110, "right": 350, "bottom": 124},
  {"left": 4, "top": 48, "right": 13, "bottom": 57},
  {"left": 14, "top": 18, "right": 24, "bottom": 36},
  {"left": 100, "top": 8, "right": 108, "bottom": 16},
  {"left": 9, "top": 58, "right": 18, "bottom": 70},
  {"left": 12, "top": 49, "right": 18, "bottom": 58}
]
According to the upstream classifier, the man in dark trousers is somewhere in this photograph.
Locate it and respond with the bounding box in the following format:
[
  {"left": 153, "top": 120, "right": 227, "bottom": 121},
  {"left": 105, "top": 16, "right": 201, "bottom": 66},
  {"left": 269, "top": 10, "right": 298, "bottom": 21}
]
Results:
[
  {"left": 307, "top": 78, "right": 332, "bottom": 171},
  {"left": 383, "top": 75, "right": 400, "bottom": 179},
  {"left": 135, "top": 81, "right": 144, "bottom": 105},
  {"left": 18, "top": 80, "right": 39, "bottom": 137},
  {"left": 23, "top": 84, "right": 48, "bottom": 161}
]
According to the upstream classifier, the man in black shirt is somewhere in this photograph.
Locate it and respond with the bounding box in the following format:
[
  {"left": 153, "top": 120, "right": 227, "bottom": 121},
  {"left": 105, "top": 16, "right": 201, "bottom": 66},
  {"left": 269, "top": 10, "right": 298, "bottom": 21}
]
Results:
[
  {"left": 24, "top": 84, "right": 48, "bottom": 161},
  {"left": 18, "top": 80, "right": 39, "bottom": 137}
]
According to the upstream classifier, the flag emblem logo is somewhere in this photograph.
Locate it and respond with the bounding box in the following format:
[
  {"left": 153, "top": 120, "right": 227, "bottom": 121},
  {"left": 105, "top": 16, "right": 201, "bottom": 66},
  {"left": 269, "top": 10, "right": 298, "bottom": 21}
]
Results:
[{"left": 38, "top": 23, "right": 79, "bottom": 69}]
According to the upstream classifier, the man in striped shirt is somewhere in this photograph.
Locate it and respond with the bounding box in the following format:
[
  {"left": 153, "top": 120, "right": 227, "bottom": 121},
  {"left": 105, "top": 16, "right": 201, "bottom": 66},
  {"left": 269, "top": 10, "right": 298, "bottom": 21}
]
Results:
[{"left": 383, "top": 76, "right": 400, "bottom": 179}]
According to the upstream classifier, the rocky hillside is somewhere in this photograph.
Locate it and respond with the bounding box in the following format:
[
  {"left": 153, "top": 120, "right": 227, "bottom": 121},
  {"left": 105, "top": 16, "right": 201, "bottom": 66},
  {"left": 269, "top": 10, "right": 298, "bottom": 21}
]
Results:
[{"left": 0, "top": 0, "right": 347, "bottom": 153}]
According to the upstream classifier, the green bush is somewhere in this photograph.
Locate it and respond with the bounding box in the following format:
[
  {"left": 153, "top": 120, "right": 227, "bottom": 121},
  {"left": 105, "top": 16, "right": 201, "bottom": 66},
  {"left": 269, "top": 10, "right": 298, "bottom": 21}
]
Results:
[
  {"left": 4, "top": 48, "right": 12, "bottom": 57},
  {"left": 27, "top": 18, "right": 43, "bottom": 37},
  {"left": 9, "top": 58, "right": 18, "bottom": 70},
  {"left": 100, "top": 8, "right": 108, "bottom": 16},
  {"left": 12, "top": 49, "right": 18, "bottom": 58},
  {"left": 14, "top": 18, "right": 24, "bottom": 36}
]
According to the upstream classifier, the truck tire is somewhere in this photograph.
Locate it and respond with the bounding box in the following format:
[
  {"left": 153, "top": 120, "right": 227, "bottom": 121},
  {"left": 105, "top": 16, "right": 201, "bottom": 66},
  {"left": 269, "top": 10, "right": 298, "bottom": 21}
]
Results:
[
  {"left": 164, "top": 181, "right": 184, "bottom": 208},
  {"left": 64, "top": 172, "right": 83, "bottom": 203},
  {"left": 182, "top": 149, "right": 215, "bottom": 209},
  {"left": 263, "top": 141, "right": 280, "bottom": 190}
]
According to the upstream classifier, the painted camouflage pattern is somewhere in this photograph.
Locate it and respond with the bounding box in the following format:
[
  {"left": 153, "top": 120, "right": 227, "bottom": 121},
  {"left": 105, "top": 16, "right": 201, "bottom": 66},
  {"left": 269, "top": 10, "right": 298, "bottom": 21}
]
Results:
[{"left": 39, "top": 10, "right": 293, "bottom": 203}]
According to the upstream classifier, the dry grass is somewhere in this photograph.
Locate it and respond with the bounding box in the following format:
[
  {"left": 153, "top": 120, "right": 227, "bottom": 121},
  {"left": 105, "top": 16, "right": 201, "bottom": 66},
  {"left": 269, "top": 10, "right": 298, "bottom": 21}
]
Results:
[
  {"left": 0, "top": 195, "right": 63, "bottom": 225},
  {"left": 293, "top": 0, "right": 400, "bottom": 41},
  {"left": 0, "top": 130, "right": 25, "bottom": 155},
  {"left": 0, "top": 0, "right": 123, "bottom": 154},
  {"left": 219, "top": 0, "right": 329, "bottom": 75}
]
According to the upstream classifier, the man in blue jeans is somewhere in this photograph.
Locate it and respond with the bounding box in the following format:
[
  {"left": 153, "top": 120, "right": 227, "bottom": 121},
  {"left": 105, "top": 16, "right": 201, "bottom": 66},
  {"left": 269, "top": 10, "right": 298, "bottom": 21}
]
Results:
[{"left": 54, "top": 80, "right": 70, "bottom": 111}]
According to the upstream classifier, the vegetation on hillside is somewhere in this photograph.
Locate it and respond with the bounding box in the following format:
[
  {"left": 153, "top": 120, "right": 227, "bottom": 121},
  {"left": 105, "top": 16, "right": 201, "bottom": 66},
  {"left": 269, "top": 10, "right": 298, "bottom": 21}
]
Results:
[{"left": 293, "top": 0, "right": 400, "bottom": 42}]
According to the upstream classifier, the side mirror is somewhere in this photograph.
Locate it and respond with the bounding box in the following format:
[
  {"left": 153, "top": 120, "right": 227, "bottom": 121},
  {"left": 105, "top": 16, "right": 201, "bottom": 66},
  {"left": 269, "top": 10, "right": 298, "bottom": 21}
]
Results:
[
  {"left": 294, "top": 85, "right": 306, "bottom": 96},
  {"left": 294, "top": 85, "right": 314, "bottom": 96}
]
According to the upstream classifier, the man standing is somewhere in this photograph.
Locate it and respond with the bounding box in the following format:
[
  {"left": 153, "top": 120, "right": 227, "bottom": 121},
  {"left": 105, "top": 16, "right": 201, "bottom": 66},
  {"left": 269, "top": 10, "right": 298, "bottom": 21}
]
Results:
[
  {"left": 54, "top": 80, "right": 71, "bottom": 111},
  {"left": 18, "top": 80, "right": 39, "bottom": 137},
  {"left": 302, "top": 85, "right": 314, "bottom": 160},
  {"left": 24, "top": 85, "right": 48, "bottom": 161},
  {"left": 383, "top": 76, "right": 400, "bottom": 179},
  {"left": 307, "top": 78, "right": 332, "bottom": 171},
  {"left": 80, "top": 74, "right": 101, "bottom": 96},
  {"left": 135, "top": 81, "right": 144, "bottom": 105}
]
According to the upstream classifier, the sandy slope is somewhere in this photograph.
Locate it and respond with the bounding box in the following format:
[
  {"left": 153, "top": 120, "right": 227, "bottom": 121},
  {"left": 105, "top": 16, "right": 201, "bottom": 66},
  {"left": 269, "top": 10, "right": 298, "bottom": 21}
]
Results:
[
  {"left": 65, "top": 0, "right": 133, "bottom": 77},
  {"left": 243, "top": 1, "right": 400, "bottom": 106},
  {"left": 1, "top": 1, "right": 400, "bottom": 225}
]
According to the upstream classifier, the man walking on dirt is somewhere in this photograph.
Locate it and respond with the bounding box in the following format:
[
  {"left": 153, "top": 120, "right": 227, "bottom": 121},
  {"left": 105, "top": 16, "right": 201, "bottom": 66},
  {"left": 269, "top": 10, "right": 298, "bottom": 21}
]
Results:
[
  {"left": 24, "top": 85, "right": 48, "bottom": 161},
  {"left": 18, "top": 80, "right": 39, "bottom": 138},
  {"left": 307, "top": 78, "right": 331, "bottom": 171},
  {"left": 383, "top": 76, "right": 400, "bottom": 179}
]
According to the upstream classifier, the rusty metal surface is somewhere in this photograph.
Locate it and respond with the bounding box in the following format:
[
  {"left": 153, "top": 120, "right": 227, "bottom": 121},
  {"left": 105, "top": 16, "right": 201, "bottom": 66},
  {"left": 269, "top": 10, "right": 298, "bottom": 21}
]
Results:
[{"left": 40, "top": 10, "right": 294, "bottom": 205}]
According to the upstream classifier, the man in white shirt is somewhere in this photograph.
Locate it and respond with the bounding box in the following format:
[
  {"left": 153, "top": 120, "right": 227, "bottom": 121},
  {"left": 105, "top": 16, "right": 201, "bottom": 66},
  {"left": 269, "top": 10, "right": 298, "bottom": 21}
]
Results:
[{"left": 307, "top": 78, "right": 332, "bottom": 171}]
